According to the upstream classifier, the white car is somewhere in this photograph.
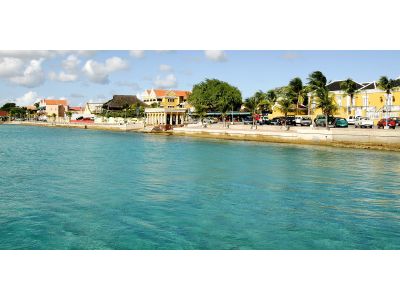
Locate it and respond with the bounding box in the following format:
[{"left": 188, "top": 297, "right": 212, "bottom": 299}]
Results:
[
  {"left": 295, "top": 116, "right": 303, "bottom": 126},
  {"left": 354, "top": 117, "right": 373, "bottom": 128},
  {"left": 347, "top": 116, "right": 358, "bottom": 125}
]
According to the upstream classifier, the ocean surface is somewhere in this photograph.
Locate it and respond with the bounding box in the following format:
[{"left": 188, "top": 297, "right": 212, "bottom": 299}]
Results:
[{"left": 1, "top": 125, "right": 399, "bottom": 249}]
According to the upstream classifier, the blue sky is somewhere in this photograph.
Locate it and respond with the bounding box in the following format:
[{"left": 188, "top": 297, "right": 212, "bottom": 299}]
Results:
[{"left": 1, "top": 50, "right": 399, "bottom": 107}]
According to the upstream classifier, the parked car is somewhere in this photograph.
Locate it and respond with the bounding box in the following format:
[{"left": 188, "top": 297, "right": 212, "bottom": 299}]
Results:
[
  {"left": 332, "top": 117, "right": 349, "bottom": 128},
  {"left": 204, "top": 117, "right": 218, "bottom": 124},
  {"left": 243, "top": 116, "right": 253, "bottom": 125},
  {"left": 354, "top": 117, "right": 373, "bottom": 128},
  {"left": 299, "top": 116, "right": 312, "bottom": 126},
  {"left": 314, "top": 115, "right": 335, "bottom": 127},
  {"left": 285, "top": 116, "right": 297, "bottom": 126},
  {"left": 270, "top": 117, "right": 282, "bottom": 125},
  {"left": 391, "top": 117, "right": 400, "bottom": 127},
  {"left": 295, "top": 116, "right": 303, "bottom": 126},
  {"left": 377, "top": 118, "right": 396, "bottom": 129},
  {"left": 259, "top": 115, "right": 270, "bottom": 125},
  {"left": 347, "top": 115, "right": 360, "bottom": 125}
]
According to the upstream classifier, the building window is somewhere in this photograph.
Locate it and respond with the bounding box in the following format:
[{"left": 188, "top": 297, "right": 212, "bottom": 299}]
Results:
[
  {"left": 362, "top": 95, "right": 368, "bottom": 107},
  {"left": 336, "top": 95, "right": 342, "bottom": 107}
]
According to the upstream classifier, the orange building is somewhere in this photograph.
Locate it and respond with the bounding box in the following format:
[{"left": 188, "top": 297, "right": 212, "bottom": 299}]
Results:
[{"left": 141, "top": 89, "right": 191, "bottom": 108}]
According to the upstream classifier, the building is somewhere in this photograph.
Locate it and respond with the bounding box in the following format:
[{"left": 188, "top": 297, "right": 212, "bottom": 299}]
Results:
[
  {"left": 0, "top": 110, "right": 8, "bottom": 121},
  {"left": 270, "top": 80, "right": 400, "bottom": 123},
  {"left": 38, "top": 99, "right": 68, "bottom": 118},
  {"left": 141, "top": 89, "right": 191, "bottom": 109},
  {"left": 68, "top": 106, "right": 84, "bottom": 114},
  {"left": 321, "top": 80, "right": 400, "bottom": 120},
  {"left": 84, "top": 102, "right": 104, "bottom": 115},
  {"left": 103, "top": 95, "right": 144, "bottom": 110},
  {"left": 144, "top": 107, "right": 187, "bottom": 126}
]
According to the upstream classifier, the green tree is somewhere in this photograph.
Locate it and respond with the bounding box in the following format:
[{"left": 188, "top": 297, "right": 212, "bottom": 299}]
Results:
[
  {"left": 188, "top": 78, "right": 242, "bottom": 125},
  {"left": 277, "top": 88, "right": 295, "bottom": 127},
  {"left": 315, "top": 87, "right": 338, "bottom": 129},
  {"left": 377, "top": 76, "right": 397, "bottom": 126},
  {"left": 307, "top": 71, "right": 328, "bottom": 115},
  {"left": 244, "top": 97, "right": 260, "bottom": 128},
  {"left": 66, "top": 111, "right": 73, "bottom": 121},
  {"left": 340, "top": 78, "right": 358, "bottom": 114},
  {"left": 288, "top": 77, "right": 307, "bottom": 115},
  {"left": 1, "top": 102, "right": 16, "bottom": 112},
  {"left": 266, "top": 89, "right": 277, "bottom": 105}
]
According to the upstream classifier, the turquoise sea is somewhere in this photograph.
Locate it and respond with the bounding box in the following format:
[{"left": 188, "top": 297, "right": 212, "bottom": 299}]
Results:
[{"left": 0, "top": 125, "right": 399, "bottom": 249}]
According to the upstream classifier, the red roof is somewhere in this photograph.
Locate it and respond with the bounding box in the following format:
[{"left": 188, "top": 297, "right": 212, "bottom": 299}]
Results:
[
  {"left": 0, "top": 110, "right": 8, "bottom": 117},
  {"left": 44, "top": 99, "right": 68, "bottom": 106},
  {"left": 153, "top": 89, "right": 190, "bottom": 98},
  {"left": 69, "top": 106, "right": 83, "bottom": 111}
]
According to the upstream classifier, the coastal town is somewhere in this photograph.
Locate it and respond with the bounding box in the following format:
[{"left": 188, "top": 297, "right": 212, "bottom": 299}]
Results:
[{"left": 1, "top": 72, "right": 400, "bottom": 150}]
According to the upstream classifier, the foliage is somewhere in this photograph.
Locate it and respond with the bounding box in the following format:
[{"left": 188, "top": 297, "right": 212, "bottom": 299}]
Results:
[
  {"left": 1, "top": 102, "right": 16, "bottom": 112},
  {"left": 188, "top": 78, "right": 242, "bottom": 115},
  {"left": 315, "top": 87, "right": 338, "bottom": 128},
  {"left": 307, "top": 71, "right": 327, "bottom": 91},
  {"left": 340, "top": 78, "right": 358, "bottom": 98},
  {"left": 276, "top": 87, "right": 296, "bottom": 126},
  {"left": 288, "top": 77, "right": 306, "bottom": 105},
  {"left": 266, "top": 89, "right": 277, "bottom": 103},
  {"left": 377, "top": 76, "right": 396, "bottom": 94},
  {"left": 9, "top": 106, "right": 27, "bottom": 118}
]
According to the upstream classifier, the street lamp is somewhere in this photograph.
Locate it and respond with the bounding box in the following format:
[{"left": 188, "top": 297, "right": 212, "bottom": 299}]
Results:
[{"left": 231, "top": 104, "right": 234, "bottom": 125}]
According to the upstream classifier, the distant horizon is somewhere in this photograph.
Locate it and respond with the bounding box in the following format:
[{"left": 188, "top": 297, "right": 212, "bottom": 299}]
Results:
[{"left": 1, "top": 50, "right": 399, "bottom": 107}]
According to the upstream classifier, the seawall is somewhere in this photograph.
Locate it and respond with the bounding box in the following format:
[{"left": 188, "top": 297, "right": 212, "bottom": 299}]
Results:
[{"left": 172, "top": 125, "right": 400, "bottom": 151}]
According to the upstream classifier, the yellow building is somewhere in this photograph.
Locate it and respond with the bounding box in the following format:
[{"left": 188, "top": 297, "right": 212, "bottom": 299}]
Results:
[
  {"left": 270, "top": 80, "right": 400, "bottom": 123},
  {"left": 322, "top": 80, "right": 400, "bottom": 121},
  {"left": 141, "top": 89, "right": 191, "bottom": 109}
]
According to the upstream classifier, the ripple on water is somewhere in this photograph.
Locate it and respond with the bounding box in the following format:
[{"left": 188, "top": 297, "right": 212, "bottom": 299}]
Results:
[{"left": 0, "top": 125, "right": 400, "bottom": 249}]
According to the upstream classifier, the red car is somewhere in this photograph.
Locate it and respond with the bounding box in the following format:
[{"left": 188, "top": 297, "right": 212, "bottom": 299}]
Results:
[{"left": 377, "top": 118, "right": 396, "bottom": 129}]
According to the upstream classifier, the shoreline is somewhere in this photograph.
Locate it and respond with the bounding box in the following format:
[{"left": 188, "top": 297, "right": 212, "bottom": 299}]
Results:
[{"left": 3, "top": 121, "right": 400, "bottom": 152}]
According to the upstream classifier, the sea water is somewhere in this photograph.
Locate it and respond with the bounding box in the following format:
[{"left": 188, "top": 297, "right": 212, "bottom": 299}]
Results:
[{"left": 0, "top": 125, "right": 399, "bottom": 249}]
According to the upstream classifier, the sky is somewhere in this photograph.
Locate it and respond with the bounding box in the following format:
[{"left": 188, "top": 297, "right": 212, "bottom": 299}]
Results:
[{"left": 0, "top": 50, "right": 400, "bottom": 107}]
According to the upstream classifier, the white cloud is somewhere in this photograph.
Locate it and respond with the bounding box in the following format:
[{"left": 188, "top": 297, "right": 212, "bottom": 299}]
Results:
[
  {"left": 49, "top": 71, "right": 78, "bottom": 82},
  {"left": 204, "top": 50, "right": 227, "bottom": 62},
  {"left": 0, "top": 50, "right": 56, "bottom": 59},
  {"left": 49, "top": 55, "right": 80, "bottom": 82},
  {"left": 15, "top": 91, "right": 41, "bottom": 106},
  {"left": 10, "top": 59, "right": 45, "bottom": 87},
  {"left": 154, "top": 73, "right": 177, "bottom": 89},
  {"left": 129, "top": 50, "right": 144, "bottom": 58},
  {"left": 160, "top": 64, "right": 173, "bottom": 72},
  {"left": 0, "top": 50, "right": 96, "bottom": 60},
  {"left": 281, "top": 51, "right": 301, "bottom": 60},
  {"left": 82, "top": 57, "right": 129, "bottom": 84},
  {"left": 0, "top": 57, "right": 24, "bottom": 77}
]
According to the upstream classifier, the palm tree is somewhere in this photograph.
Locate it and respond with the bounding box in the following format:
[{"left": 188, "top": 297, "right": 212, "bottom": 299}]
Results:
[
  {"left": 244, "top": 91, "right": 270, "bottom": 128},
  {"left": 377, "top": 76, "right": 396, "bottom": 125},
  {"left": 307, "top": 71, "right": 327, "bottom": 115},
  {"left": 266, "top": 89, "right": 277, "bottom": 103},
  {"left": 340, "top": 78, "right": 358, "bottom": 115},
  {"left": 277, "top": 88, "right": 295, "bottom": 127},
  {"left": 244, "top": 96, "right": 263, "bottom": 128},
  {"left": 66, "top": 111, "right": 73, "bottom": 122},
  {"left": 315, "top": 88, "right": 338, "bottom": 129},
  {"left": 288, "top": 77, "right": 306, "bottom": 115}
]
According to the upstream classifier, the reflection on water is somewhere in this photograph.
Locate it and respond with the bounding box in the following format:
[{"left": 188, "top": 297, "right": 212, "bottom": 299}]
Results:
[{"left": 0, "top": 125, "right": 400, "bottom": 249}]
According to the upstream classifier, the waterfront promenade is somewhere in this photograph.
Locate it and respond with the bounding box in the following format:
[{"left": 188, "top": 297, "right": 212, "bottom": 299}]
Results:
[{"left": 4, "top": 121, "right": 400, "bottom": 151}]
